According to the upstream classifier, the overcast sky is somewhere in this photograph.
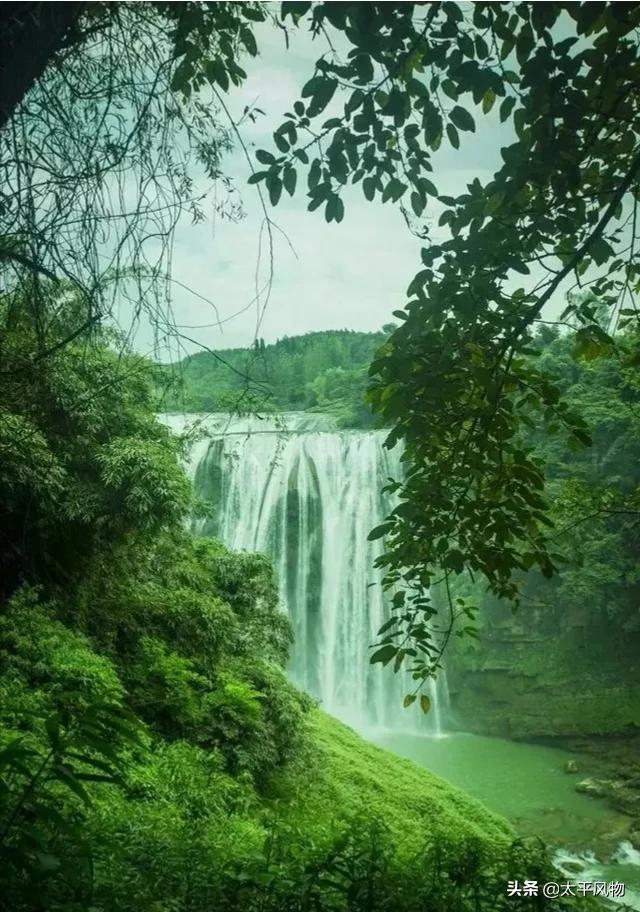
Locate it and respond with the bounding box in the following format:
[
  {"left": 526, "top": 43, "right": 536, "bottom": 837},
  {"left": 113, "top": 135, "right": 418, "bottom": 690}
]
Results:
[{"left": 151, "top": 18, "right": 513, "bottom": 359}]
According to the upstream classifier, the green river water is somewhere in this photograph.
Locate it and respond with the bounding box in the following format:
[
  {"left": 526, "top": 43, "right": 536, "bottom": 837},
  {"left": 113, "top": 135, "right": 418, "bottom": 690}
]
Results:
[{"left": 374, "top": 732, "right": 640, "bottom": 909}]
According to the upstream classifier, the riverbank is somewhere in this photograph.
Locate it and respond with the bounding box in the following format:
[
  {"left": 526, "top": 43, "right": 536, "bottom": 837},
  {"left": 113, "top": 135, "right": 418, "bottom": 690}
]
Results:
[{"left": 545, "top": 734, "right": 640, "bottom": 850}]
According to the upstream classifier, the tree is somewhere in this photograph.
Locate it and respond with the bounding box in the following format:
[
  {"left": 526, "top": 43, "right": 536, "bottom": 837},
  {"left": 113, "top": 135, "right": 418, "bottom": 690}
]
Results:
[
  {"left": 0, "top": 2, "right": 264, "bottom": 360},
  {"left": 0, "top": 281, "right": 192, "bottom": 599},
  {"left": 0, "top": 3, "right": 86, "bottom": 131}
]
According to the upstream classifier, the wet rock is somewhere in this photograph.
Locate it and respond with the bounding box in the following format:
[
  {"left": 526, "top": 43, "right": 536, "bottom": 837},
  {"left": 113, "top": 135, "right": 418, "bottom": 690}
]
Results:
[
  {"left": 629, "top": 822, "right": 640, "bottom": 851},
  {"left": 608, "top": 784, "right": 640, "bottom": 816},
  {"left": 575, "top": 777, "right": 609, "bottom": 798},
  {"left": 565, "top": 759, "right": 579, "bottom": 774}
]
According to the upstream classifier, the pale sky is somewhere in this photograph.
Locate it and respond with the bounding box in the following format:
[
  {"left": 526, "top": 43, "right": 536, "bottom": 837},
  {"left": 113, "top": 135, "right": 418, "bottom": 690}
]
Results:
[{"left": 148, "top": 17, "right": 515, "bottom": 360}]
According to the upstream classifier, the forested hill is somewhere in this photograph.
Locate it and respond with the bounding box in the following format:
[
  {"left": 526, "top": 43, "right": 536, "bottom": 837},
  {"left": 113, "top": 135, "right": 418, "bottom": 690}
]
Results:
[{"left": 159, "top": 328, "right": 391, "bottom": 426}]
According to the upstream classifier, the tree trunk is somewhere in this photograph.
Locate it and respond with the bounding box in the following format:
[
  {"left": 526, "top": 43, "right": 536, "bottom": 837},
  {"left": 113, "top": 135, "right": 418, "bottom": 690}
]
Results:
[{"left": 0, "top": 3, "right": 85, "bottom": 132}]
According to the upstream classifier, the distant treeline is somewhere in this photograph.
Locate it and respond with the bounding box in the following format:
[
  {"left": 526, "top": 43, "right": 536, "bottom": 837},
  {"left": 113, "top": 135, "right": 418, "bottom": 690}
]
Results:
[{"left": 159, "top": 327, "right": 395, "bottom": 427}]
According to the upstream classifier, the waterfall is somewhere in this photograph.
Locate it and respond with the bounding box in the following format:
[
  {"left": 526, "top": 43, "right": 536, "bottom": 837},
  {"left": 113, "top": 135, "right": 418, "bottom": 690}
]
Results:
[{"left": 163, "top": 412, "right": 448, "bottom": 735}]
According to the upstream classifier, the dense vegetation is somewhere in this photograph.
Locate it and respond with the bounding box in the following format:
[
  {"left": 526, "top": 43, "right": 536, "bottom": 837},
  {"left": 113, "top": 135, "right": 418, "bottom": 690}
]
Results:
[
  {"left": 444, "top": 321, "right": 640, "bottom": 737},
  {"left": 161, "top": 329, "right": 389, "bottom": 427},
  {"left": 2, "top": 3, "right": 640, "bottom": 909},
  {"left": 0, "top": 291, "right": 585, "bottom": 911}
]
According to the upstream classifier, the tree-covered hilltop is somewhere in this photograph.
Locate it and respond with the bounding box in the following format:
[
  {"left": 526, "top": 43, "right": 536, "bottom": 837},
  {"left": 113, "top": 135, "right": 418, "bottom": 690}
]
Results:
[{"left": 160, "top": 328, "right": 392, "bottom": 427}]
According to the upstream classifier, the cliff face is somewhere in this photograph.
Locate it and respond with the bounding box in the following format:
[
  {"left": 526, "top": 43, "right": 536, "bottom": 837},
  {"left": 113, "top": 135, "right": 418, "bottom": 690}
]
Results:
[{"left": 447, "top": 598, "right": 640, "bottom": 740}]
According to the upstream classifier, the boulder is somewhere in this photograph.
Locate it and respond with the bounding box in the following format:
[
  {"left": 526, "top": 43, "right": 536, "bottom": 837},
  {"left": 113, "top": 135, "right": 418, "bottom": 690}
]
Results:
[{"left": 575, "top": 777, "right": 609, "bottom": 798}]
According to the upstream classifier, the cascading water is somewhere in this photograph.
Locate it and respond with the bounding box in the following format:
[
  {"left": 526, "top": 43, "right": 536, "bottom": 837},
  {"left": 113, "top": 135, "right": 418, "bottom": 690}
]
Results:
[{"left": 163, "top": 412, "right": 448, "bottom": 735}]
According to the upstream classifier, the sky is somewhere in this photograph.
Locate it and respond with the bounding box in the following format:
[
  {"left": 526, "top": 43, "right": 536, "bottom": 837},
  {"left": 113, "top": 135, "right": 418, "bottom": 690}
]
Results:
[{"left": 152, "top": 17, "right": 512, "bottom": 359}]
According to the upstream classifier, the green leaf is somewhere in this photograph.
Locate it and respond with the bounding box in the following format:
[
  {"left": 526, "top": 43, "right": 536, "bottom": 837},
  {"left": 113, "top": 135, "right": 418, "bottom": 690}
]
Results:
[
  {"left": 571, "top": 428, "right": 593, "bottom": 446},
  {"left": 499, "top": 96, "right": 516, "bottom": 122},
  {"left": 403, "top": 694, "right": 417, "bottom": 708},
  {"left": 446, "top": 123, "right": 460, "bottom": 149},
  {"left": 381, "top": 179, "right": 407, "bottom": 203},
  {"left": 419, "top": 177, "right": 438, "bottom": 197},
  {"left": 378, "top": 617, "right": 398, "bottom": 635},
  {"left": 573, "top": 326, "right": 614, "bottom": 362},
  {"left": 368, "top": 521, "right": 393, "bottom": 541},
  {"left": 33, "top": 852, "right": 60, "bottom": 873},
  {"left": 204, "top": 58, "right": 229, "bottom": 92},
  {"left": 485, "top": 191, "right": 505, "bottom": 215},
  {"left": 507, "top": 257, "right": 530, "bottom": 275},
  {"left": 308, "top": 77, "right": 337, "bottom": 115},
  {"left": 256, "top": 149, "right": 276, "bottom": 165},
  {"left": 411, "top": 191, "right": 425, "bottom": 216},
  {"left": 283, "top": 167, "right": 297, "bottom": 197},
  {"left": 325, "top": 194, "right": 344, "bottom": 223},
  {"left": 442, "top": 79, "right": 459, "bottom": 101},
  {"left": 266, "top": 174, "right": 282, "bottom": 206},
  {"left": 446, "top": 549, "right": 465, "bottom": 573},
  {"left": 420, "top": 694, "right": 432, "bottom": 715},
  {"left": 240, "top": 27, "right": 257, "bottom": 56},
  {"left": 370, "top": 644, "right": 397, "bottom": 666},
  {"left": 589, "top": 237, "right": 613, "bottom": 266},
  {"left": 482, "top": 89, "right": 496, "bottom": 113},
  {"left": 449, "top": 106, "right": 475, "bottom": 132},
  {"left": 45, "top": 715, "right": 60, "bottom": 751},
  {"left": 274, "top": 132, "right": 289, "bottom": 154},
  {"left": 362, "top": 177, "right": 376, "bottom": 201},
  {"left": 52, "top": 764, "right": 91, "bottom": 805},
  {"left": 301, "top": 75, "right": 322, "bottom": 98}
]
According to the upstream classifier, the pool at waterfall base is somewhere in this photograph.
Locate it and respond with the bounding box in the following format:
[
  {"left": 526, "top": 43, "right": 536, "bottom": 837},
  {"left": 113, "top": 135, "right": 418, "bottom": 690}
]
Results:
[{"left": 371, "top": 729, "right": 640, "bottom": 909}]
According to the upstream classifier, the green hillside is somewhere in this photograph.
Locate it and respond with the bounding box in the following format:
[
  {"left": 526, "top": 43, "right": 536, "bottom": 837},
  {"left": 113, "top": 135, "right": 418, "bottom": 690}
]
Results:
[{"left": 159, "top": 329, "right": 392, "bottom": 427}]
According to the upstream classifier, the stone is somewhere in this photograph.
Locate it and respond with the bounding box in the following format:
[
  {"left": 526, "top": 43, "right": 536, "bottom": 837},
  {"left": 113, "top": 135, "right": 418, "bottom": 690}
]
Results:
[
  {"left": 575, "top": 777, "right": 608, "bottom": 798},
  {"left": 565, "top": 759, "right": 579, "bottom": 774},
  {"left": 629, "top": 823, "right": 640, "bottom": 851},
  {"left": 609, "top": 785, "right": 640, "bottom": 816}
]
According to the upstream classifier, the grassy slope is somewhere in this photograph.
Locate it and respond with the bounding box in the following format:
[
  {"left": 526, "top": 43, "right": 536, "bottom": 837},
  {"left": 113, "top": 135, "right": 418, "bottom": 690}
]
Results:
[
  {"left": 280, "top": 710, "right": 512, "bottom": 850},
  {"left": 91, "top": 710, "right": 515, "bottom": 909}
]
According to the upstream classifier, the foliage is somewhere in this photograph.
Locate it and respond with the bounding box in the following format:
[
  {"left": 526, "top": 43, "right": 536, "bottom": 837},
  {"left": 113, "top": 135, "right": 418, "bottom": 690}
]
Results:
[
  {"left": 8, "top": 0, "right": 639, "bottom": 692},
  {"left": 161, "top": 329, "right": 386, "bottom": 427},
  {"left": 0, "top": 588, "right": 145, "bottom": 909},
  {"left": 244, "top": 2, "right": 640, "bottom": 691},
  {"left": 439, "top": 324, "right": 640, "bottom": 736},
  {"left": 0, "top": 4, "right": 633, "bottom": 908},
  {"left": 0, "top": 284, "right": 191, "bottom": 599},
  {"left": 0, "top": 283, "right": 595, "bottom": 911},
  {"left": 525, "top": 326, "right": 640, "bottom": 633}
]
